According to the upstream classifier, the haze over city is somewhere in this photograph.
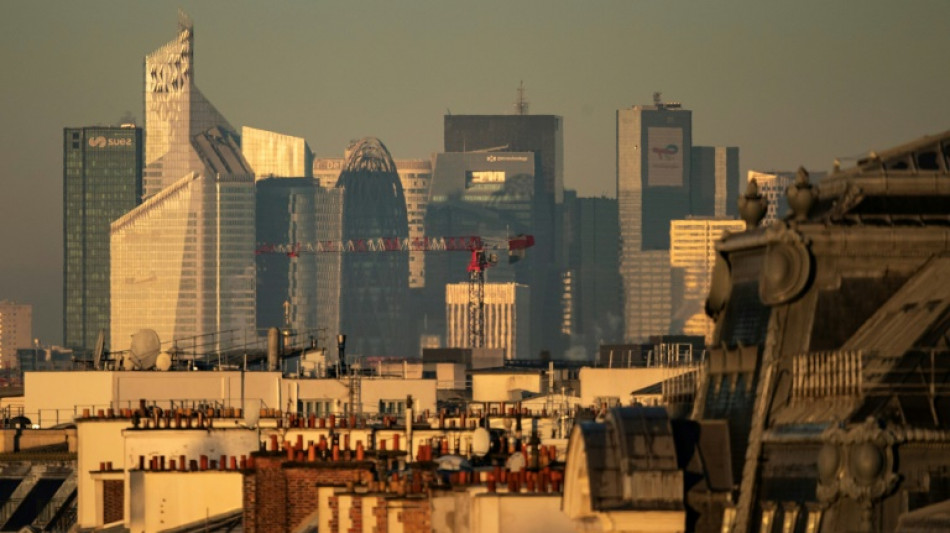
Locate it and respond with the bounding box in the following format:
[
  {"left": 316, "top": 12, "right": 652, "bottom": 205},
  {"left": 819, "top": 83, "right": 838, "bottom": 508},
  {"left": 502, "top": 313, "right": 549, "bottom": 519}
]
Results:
[{"left": 2, "top": 0, "right": 949, "bottom": 343}]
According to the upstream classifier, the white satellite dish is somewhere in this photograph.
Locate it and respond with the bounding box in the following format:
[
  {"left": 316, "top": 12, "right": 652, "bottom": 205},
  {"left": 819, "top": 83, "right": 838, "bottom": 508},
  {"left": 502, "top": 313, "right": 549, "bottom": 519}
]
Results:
[
  {"left": 125, "top": 329, "right": 161, "bottom": 370},
  {"left": 471, "top": 427, "right": 491, "bottom": 457}
]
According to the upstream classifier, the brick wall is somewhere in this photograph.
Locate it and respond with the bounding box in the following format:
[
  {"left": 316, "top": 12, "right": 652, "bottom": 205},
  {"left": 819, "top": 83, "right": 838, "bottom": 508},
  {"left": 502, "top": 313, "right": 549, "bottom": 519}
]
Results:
[
  {"left": 242, "top": 453, "right": 374, "bottom": 532},
  {"left": 102, "top": 479, "right": 124, "bottom": 524}
]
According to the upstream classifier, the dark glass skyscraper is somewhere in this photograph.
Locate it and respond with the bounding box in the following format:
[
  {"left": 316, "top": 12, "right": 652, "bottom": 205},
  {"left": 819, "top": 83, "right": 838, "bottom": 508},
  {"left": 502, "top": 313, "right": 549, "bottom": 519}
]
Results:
[
  {"left": 336, "top": 138, "right": 411, "bottom": 358},
  {"left": 442, "top": 114, "right": 565, "bottom": 357},
  {"left": 63, "top": 125, "right": 143, "bottom": 352}
]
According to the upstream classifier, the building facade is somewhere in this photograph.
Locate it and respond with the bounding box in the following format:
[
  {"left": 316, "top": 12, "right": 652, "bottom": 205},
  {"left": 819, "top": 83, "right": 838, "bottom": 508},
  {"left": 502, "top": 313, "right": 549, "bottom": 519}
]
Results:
[
  {"left": 110, "top": 129, "right": 255, "bottom": 352},
  {"left": 423, "top": 151, "right": 536, "bottom": 350},
  {"left": 142, "top": 11, "right": 233, "bottom": 199},
  {"left": 617, "top": 100, "right": 691, "bottom": 343},
  {"left": 395, "top": 159, "right": 432, "bottom": 289},
  {"left": 255, "top": 178, "right": 343, "bottom": 357},
  {"left": 443, "top": 114, "right": 565, "bottom": 357},
  {"left": 562, "top": 194, "right": 623, "bottom": 356},
  {"left": 691, "top": 146, "right": 741, "bottom": 218},
  {"left": 241, "top": 126, "right": 313, "bottom": 180},
  {"left": 335, "top": 138, "right": 411, "bottom": 358},
  {"left": 669, "top": 218, "right": 745, "bottom": 342},
  {"left": 617, "top": 97, "right": 740, "bottom": 343},
  {"left": 0, "top": 301, "right": 31, "bottom": 369},
  {"left": 63, "top": 125, "right": 142, "bottom": 353},
  {"left": 445, "top": 282, "right": 529, "bottom": 360}
]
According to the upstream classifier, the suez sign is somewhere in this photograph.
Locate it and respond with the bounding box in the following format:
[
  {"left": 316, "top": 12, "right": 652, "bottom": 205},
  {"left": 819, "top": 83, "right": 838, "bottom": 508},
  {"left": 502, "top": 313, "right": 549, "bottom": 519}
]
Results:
[{"left": 88, "top": 136, "right": 133, "bottom": 148}]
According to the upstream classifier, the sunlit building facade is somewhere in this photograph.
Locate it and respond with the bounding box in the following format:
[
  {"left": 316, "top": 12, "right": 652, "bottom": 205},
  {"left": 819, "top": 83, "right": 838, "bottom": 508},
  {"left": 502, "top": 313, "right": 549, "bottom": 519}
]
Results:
[
  {"left": 669, "top": 218, "right": 745, "bottom": 342},
  {"left": 241, "top": 126, "right": 313, "bottom": 180},
  {"left": 63, "top": 125, "right": 142, "bottom": 352},
  {"left": 143, "top": 11, "right": 233, "bottom": 199},
  {"left": 395, "top": 159, "right": 432, "bottom": 289},
  {"left": 110, "top": 128, "right": 255, "bottom": 352},
  {"left": 335, "top": 138, "right": 411, "bottom": 358},
  {"left": 446, "top": 282, "right": 529, "bottom": 360},
  {"left": 0, "top": 301, "right": 31, "bottom": 369}
]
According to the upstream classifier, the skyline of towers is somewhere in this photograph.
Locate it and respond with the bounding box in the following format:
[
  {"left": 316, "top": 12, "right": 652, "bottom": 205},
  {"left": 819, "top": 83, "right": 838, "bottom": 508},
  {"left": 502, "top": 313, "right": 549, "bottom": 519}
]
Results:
[
  {"left": 110, "top": 128, "right": 256, "bottom": 352},
  {"left": 52, "top": 10, "right": 759, "bottom": 359},
  {"left": 617, "top": 97, "right": 740, "bottom": 343},
  {"left": 63, "top": 125, "right": 143, "bottom": 353}
]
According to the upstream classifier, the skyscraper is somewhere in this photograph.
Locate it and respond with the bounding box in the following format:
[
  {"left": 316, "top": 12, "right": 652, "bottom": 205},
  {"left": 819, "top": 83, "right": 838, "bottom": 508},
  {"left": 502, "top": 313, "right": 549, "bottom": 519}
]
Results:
[
  {"left": 691, "top": 146, "right": 741, "bottom": 218},
  {"left": 143, "top": 11, "right": 233, "bottom": 199},
  {"left": 255, "top": 178, "right": 343, "bottom": 356},
  {"left": 669, "top": 218, "right": 746, "bottom": 342},
  {"left": 63, "top": 125, "right": 142, "bottom": 352},
  {"left": 443, "top": 112, "right": 564, "bottom": 357},
  {"left": 312, "top": 156, "right": 431, "bottom": 290},
  {"left": 562, "top": 193, "right": 622, "bottom": 356},
  {"left": 617, "top": 98, "right": 691, "bottom": 342},
  {"left": 335, "top": 138, "right": 411, "bottom": 358},
  {"left": 423, "top": 151, "right": 536, "bottom": 350},
  {"left": 111, "top": 129, "right": 256, "bottom": 352},
  {"left": 241, "top": 126, "right": 313, "bottom": 180},
  {"left": 395, "top": 159, "right": 432, "bottom": 289},
  {"left": 617, "top": 96, "right": 739, "bottom": 343}
]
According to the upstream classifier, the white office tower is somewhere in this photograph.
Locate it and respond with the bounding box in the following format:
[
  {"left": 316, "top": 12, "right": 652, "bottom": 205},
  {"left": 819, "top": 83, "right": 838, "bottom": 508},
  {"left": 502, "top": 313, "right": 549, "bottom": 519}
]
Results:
[
  {"left": 669, "top": 218, "right": 746, "bottom": 342},
  {"left": 143, "top": 11, "right": 233, "bottom": 199},
  {"left": 110, "top": 128, "right": 255, "bottom": 351},
  {"left": 446, "top": 282, "right": 529, "bottom": 360},
  {"left": 395, "top": 159, "right": 432, "bottom": 289},
  {"left": 242, "top": 126, "right": 313, "bottom": 180}
]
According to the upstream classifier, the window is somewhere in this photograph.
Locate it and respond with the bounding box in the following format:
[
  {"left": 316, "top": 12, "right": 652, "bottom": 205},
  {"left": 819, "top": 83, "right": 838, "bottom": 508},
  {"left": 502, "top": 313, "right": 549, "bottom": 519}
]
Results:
[
  {"left": 298, "top": 399, "right": 333, "bottom": 417},
  {"left": 379, "top": 399, "right": 406, "bottom": 416}
]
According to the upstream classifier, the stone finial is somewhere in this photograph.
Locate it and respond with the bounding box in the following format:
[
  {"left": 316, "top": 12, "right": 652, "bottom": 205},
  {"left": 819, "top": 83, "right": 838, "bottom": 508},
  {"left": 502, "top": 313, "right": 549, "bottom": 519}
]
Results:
[
  {"left": 787, "top": 166, "right": 817, "bottom": 222},
  {"left": 738, "top": 178, "right": 767, "bottom": 228}
]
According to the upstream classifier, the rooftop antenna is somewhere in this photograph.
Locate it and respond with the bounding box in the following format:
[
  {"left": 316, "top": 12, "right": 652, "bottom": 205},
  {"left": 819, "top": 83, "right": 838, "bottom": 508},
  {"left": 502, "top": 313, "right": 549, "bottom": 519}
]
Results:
[
  {"left": 653, "top": 91, "right": 663, "bottom": 107},
  {"left": 514, "top": 81, "right": 529, "bottom": 115}
]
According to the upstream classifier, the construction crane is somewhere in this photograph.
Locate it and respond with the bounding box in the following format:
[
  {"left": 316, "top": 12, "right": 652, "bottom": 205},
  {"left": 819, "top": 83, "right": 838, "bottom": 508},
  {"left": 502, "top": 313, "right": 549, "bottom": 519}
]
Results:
[{"left": 256, "top": 234, "right": 535, "bottom": 349}]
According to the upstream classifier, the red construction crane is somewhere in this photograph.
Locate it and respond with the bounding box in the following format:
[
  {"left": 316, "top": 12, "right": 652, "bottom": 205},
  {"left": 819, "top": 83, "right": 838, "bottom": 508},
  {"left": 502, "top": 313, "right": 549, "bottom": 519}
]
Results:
[{"left": 255, "top": 234, "right": 535, "bottom": 349}]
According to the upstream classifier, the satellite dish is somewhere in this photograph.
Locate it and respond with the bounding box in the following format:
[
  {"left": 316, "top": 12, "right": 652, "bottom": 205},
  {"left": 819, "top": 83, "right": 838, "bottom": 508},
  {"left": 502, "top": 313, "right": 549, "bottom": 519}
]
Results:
[
  {"left": 125, "top": 329, "right": 161, "bottom": 370},
  {"left": 471, "top": 427, "right": 491, "bottom": 457},
  {"left": 155, "top": 351, "right": 172, "bottom": 371}
]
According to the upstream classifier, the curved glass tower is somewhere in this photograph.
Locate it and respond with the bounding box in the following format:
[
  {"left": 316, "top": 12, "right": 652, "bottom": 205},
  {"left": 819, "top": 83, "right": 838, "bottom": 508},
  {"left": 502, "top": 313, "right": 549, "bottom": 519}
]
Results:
[{"left": 336, "top": 138, "right": 411, "bottom": 358}]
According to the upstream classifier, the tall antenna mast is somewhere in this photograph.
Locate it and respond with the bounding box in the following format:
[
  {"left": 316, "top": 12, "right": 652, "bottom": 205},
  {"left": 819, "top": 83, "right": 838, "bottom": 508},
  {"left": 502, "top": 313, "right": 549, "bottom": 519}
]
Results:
[{"left": 514, "top": 81, "right": 529, "bottom": 115}]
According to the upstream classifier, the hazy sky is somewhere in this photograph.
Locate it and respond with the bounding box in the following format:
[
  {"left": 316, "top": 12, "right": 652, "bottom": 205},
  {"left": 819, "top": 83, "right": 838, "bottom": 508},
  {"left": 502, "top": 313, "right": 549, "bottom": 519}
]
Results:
[{"left": 2, "top": 1, "right": 949, "bottom": 344}]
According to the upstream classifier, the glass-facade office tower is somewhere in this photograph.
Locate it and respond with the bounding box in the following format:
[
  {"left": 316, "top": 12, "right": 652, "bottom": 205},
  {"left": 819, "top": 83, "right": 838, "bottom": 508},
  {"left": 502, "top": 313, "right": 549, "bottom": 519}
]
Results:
[
  {"left": 63, "top": 126, "right": 142, "bottom": 352},
  {"left": 256, "top": 178, "right": 343, "bottom": 358},
  {"left": 395, "top": 160, "right": 432, "bottom": 289},
  {"left": 443, "top": 114, "right": 564, "bottom": 357},
  {"left": 617, "top": 99, "right": 741, "bottom": 343},
  {"left": 669, "top": 218, "right": 746, "bottom": 342},
  {"left": 312, "top": 157, "right": 431, "bottom": 290},
  {"left": 424, "top": 151, "right": 536, "bottom": 351},
  {"left": 143, "top": 11, "right": 232, "bottom": 199},
  {"left": 562, "top": 193, "right": 622, "bottom": 357},
  {"left": 110, "top": 128, "right": 255, "bottom": 352},
  {"left": 691, "top": 146, "right": 740, "bottom": 218},
  {"left": 617, "top": 102, "right": 692, "bottom": 342},
  {"left": 335, "top": 138, "right": 411, "bottom": 358},
  {"left": 242, "top": 126, "right": 313, "bottom": 180}
]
